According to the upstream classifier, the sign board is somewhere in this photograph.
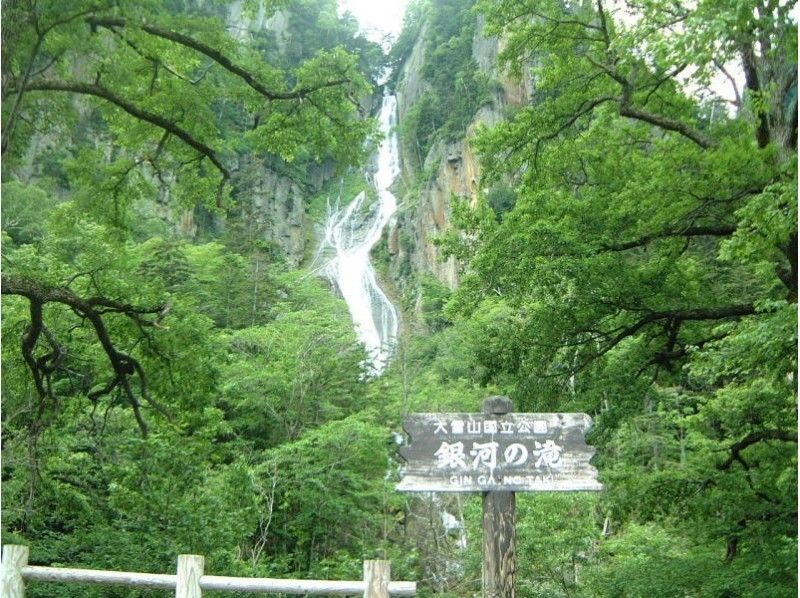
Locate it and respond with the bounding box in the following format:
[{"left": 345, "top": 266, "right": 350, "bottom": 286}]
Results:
[{"left": 397, "top": 412, "right": 602, "bottom": 492}]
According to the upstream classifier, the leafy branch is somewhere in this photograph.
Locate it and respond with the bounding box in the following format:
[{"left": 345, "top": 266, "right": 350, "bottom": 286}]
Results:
[
  {"left": 568, "top": 303, "right": 757, "bottom": 374},
  {"left": 16, "top": 78, "right": 230, "bottom": 204},
  {"left": 601, "top": 224, "right": 737, "bottom": 252},
  {"left": 85, "top": 16, "right": 353, "bottom": 101}
]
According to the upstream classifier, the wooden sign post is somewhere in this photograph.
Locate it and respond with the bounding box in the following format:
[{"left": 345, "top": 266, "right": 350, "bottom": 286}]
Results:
[
  {"left": 482, "top": 396, "right": 517, "bottom": 598},
  {"left": 397, "top": 396, "right": 602, "bottom": 598}
]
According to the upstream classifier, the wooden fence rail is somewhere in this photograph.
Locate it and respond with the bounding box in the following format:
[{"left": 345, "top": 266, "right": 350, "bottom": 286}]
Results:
[{"left": 0, "top": 546, "right": 416, "bottom": 597}]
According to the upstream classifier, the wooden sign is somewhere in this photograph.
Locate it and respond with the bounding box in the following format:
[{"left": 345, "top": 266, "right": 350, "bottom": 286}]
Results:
[
  {"left": 397, "top": 411, "right": 602, "bottom": 493},
  {"left": 396, "top": 397, "right": 602, "bottom": 598}
]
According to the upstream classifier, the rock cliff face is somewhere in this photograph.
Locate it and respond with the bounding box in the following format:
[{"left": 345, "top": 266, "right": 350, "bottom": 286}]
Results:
[
  {"left": 389, "top": 15, "right": 532, "bottom": 291},
  {"left": 222, "top": 2, "right": 380, "bottom": 267},
  {"left": 14, "top": 3, "right": 320, "bottom": 267},
  {"left": 237, "top": 159, "right": 307, "bottom": 267},
  {"left": 222, "top": 4, "right": 315, "bottom": 266}
]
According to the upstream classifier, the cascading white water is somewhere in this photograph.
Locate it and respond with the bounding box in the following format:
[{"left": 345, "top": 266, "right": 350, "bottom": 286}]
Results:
[
  {"left": 315, "top": 94, "right": 400, "bottom": 374},
  {"left": 315, "top": 93, "right": 469, "bottom": 546}
]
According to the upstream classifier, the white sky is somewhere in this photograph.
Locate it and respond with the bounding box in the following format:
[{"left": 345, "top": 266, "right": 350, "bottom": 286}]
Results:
[{"left": 338, "top": 0, "right": 411, "bottom": 47}]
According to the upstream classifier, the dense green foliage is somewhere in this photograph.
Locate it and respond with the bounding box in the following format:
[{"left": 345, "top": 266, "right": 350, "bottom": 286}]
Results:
[
  {"left": 425, "top": 0, "right": 797, "bottom": 594},
  {"left": 1, "top": 0, "right": 380, "bottom": 207},
  {"left": 0, "top": 0, "right": 405, "bottom": 595},
  {"left": 2, "top": 0, "right": 796, "bottom": 596}
]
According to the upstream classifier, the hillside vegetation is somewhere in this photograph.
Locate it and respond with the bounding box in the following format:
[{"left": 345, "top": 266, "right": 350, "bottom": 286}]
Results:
[{"left": 2, "top": 0, "right": 796, "bottom": 596}]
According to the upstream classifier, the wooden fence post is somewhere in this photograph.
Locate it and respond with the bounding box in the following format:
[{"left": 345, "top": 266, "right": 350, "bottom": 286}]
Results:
[
  {"left": 363, "top": 560, "right": 390, "bottom": 598},
  {"left": 175, "top": 554, "right": 203, "bottom": 598},
  {"left": 1, "top": 545, "right": 29, "bottom": 598}
]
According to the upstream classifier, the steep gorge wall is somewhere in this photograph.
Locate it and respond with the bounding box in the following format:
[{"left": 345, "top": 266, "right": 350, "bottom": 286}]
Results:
[
  {"left": 9, "top": 3, "right": 336, "bottom": 268},
  {"left": 223, "top": 4, "right": 320, "bottom": 266},
  {"left": 388, "top": 15, "right": 532, "bottom": 291},
  {"left": 224, "top": 2, "right": 380, "bottom": 267}
]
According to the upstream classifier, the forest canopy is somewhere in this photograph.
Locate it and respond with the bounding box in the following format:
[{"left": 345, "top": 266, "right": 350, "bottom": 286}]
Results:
[{"left": 435, "top": 0, "right": 797, "bottom": 593}]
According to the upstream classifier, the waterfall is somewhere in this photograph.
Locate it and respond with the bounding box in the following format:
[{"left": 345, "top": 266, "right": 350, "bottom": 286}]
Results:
[{"left": 315, "top": 94, "right": 400, "bottom": 375}]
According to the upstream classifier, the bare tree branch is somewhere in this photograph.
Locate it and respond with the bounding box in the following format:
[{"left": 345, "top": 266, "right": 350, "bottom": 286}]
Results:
[
  {"left": 713, "top": 59, "right": 742, "bottom": 108},
  {"left": 618, "top": 98, "right": 716, "bottom": 149},
  {"left": 566, "top": 304, "right": 757, "bottom": 375},
  {"left": 1, "top": 5, "right": 101, "bottom": 154},
  {"left": 2, "top": 273, "right": 169, "bottom": 437},
  {"left": 590, "top": 0, "right": 716, "bottom": 149}
]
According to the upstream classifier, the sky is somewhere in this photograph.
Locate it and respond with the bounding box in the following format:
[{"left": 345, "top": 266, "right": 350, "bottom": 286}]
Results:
[{"left": 337, "top": 0, "right": 411, "bottom": 47}]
